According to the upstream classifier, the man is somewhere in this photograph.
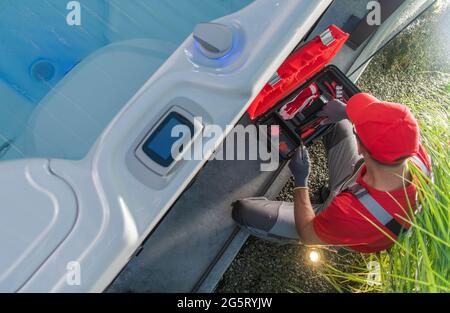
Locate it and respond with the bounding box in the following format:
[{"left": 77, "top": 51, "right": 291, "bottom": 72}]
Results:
[{"left": 233, "top": 93, "right": 431, "bottom": 253}]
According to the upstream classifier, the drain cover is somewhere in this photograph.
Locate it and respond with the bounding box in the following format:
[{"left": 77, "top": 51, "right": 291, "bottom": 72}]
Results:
[{"left": 31, "top": 60, "right": 56, "bottom": 81}]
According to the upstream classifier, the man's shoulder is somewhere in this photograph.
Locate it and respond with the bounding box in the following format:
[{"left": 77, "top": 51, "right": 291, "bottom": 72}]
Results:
[
  {"left": 314, "top": 191, "right": 367, "bottom": 225},
  {"left": 325, "top": 191, "right": 362, "bottom": 213}
]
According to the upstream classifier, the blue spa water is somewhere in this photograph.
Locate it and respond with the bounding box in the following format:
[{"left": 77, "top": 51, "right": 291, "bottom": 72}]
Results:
[{"left": 0, "top": 0, "right": 253, "bottom": 160}]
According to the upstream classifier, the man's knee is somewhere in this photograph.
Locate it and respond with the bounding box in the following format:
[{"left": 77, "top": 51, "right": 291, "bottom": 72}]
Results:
[
  {"left": 232, "top": 197, "right": 280, "bottom": 232},
  {"left": 232, "top": 198, "right": 300, "bottom": 242}
]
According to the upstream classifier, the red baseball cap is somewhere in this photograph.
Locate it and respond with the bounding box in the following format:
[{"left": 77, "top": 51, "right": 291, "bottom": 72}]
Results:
[{"left": 347, "top": 93, "right": 420, "bottom": 164}]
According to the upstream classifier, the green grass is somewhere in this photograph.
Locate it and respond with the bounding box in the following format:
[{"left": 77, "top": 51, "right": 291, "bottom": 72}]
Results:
[
  {"left": 322, "top": 83, "right": 450, "bottom": 293},
  {"left": 444, "top": 82, "right": 450, "bottom": 93}
]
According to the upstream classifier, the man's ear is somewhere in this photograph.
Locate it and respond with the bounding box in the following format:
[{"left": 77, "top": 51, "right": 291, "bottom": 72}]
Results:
[{"left": 357, "top": 141, "right": 368, "bottom": 157}]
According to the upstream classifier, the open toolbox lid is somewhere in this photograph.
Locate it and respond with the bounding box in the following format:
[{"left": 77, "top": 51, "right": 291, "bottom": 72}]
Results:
[{"left": 247, "top": 25, "right": 349, "bottom": 120}]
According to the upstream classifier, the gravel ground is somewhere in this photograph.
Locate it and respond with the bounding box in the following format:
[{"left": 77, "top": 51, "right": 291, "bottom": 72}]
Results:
[{"left": 216, "top": 6, "right": 449, "bottom": 294}]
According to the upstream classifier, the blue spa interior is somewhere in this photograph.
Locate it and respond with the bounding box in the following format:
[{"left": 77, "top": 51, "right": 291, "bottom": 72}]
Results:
[{"left": 0, "top": 0, "right": 253, "bottom": 160}]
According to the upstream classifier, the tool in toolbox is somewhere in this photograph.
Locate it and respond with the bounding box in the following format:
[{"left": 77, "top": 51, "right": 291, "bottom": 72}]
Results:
[
  {"left": 279, "top": 82, "right": 319, "bottom": 120},
  {"left": 297, "top": 93, "right": 333, "bottom": 139},
  {"left": 251, "top": 25, "right": 361, "bottom": 160}
]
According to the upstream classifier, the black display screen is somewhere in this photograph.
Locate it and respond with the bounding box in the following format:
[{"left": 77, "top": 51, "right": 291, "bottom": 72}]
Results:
[{"left": 142, "top": 112, "right": 194, "bottom": 167}]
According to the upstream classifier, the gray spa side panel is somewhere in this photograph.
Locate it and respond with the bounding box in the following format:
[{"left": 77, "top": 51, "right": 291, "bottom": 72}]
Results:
[
  {"left": 108, "top": 116, "right": 288, "bottom": 293},
  {"left": 196, "top": 164, "right": 293, "bottom": 293}
]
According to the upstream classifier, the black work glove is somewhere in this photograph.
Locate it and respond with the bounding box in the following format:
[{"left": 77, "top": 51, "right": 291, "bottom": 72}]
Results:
[
  {"left": 289, "top": 146, "right": 311, "bottom": 188},
  {"left": 316, "top": 99, "right": 348, "bottom": 124}
]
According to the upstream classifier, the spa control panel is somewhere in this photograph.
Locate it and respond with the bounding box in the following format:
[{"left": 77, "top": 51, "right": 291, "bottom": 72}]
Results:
[{"left": 135, "top": 106, "right": 203, "bottom": 176}]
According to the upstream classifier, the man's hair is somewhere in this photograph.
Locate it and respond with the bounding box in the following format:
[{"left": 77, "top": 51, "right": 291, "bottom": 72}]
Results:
[
  {"left": 368, "top": 154, "right": 408, "bottom": 168},
  {"left": 355, "top": 135, "right": 409, "bottom": 168}
]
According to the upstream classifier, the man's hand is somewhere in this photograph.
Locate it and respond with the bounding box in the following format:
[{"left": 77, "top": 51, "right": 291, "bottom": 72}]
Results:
[
  {"left": 317, "top": 99, "right": 348, "bottom": 124},
  {"left": 289, "top": 146, "right": 325, "bottom": 245},
  {"left": 289, "top": 146, "right": 311, "bottom": 188}
]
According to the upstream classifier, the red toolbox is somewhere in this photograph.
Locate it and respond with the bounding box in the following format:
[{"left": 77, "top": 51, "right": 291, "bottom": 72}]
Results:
[{"left": 249, "top": 25, "right": 361, "bottom": 160}]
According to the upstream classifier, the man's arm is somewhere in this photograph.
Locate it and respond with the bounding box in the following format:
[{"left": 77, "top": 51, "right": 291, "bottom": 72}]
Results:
[
  {"left": 293, "top": 188, "right": 325, "bottom": 245},
  {"left": 292, "top": 99, "right": 349, "bottom": 245},
  {"left": 289, "top": 146, "right": 325, "bottom": 245}
]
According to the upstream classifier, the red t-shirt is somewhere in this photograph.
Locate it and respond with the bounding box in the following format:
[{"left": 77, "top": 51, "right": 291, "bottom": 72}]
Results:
[{"left": 313, "top": 145, "right": 431, "bottom": 253}]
